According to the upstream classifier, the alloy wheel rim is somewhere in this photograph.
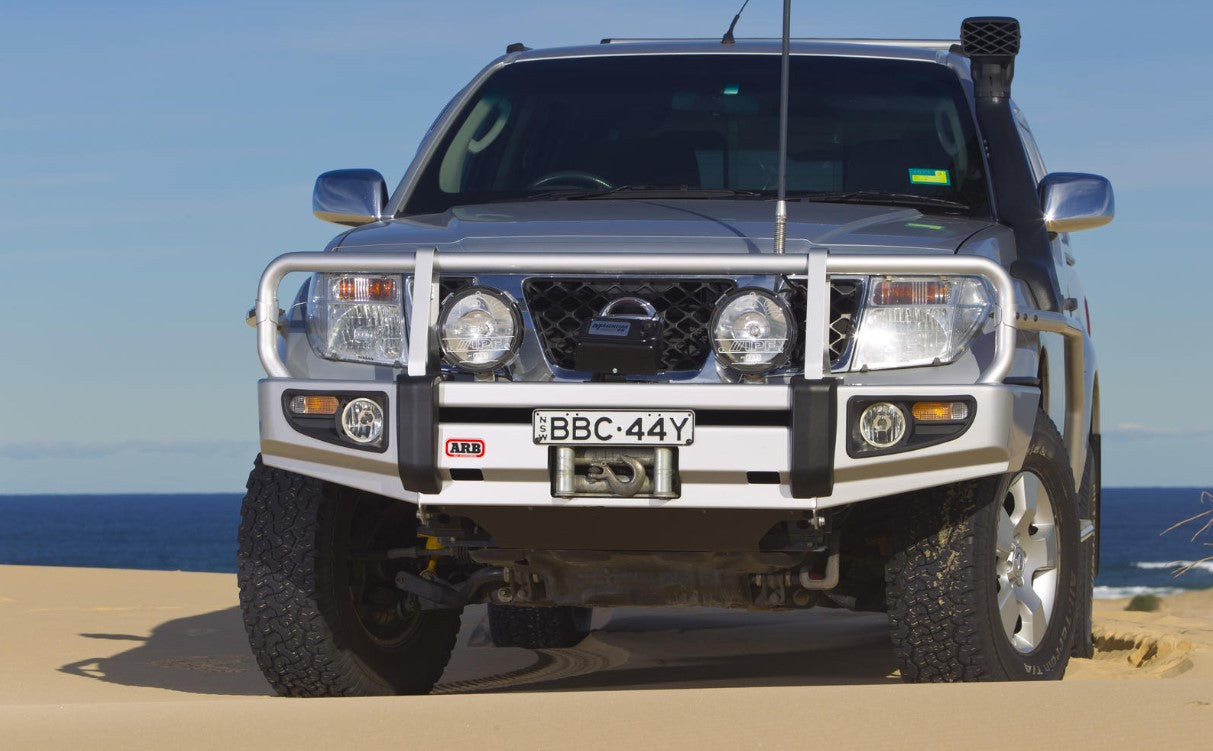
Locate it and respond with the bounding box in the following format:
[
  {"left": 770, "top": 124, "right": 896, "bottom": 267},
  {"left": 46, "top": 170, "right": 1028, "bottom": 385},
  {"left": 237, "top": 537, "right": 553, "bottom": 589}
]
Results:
[
  {"left": 343, "top": 499, "right": 424, "bottom": 650},
  {"left": 994, "top": 471, "right": 1060, "bottom": 654}
]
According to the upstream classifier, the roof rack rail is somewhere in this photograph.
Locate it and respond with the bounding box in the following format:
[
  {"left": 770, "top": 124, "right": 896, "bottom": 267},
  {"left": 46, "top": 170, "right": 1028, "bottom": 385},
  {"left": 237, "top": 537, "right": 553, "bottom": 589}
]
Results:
[{"left": 598, "top": 37, "right": 958, "bottom": 50}]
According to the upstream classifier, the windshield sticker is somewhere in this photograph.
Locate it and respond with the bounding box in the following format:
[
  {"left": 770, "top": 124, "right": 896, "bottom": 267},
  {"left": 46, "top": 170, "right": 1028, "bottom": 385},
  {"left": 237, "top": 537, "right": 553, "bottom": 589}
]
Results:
[{"left": 908, "top": 168, "right": 951, "bottom": 186}]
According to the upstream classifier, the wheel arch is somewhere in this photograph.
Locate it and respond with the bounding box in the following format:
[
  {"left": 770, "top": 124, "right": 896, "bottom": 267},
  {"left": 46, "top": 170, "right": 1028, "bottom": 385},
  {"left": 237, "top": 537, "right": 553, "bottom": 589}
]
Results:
[
  {"left": 1037, "top": 345, "right": 1050, "bottom": 414},
  {"left": 1090, "top": 373, "right": 1101, "bottom": 438}
]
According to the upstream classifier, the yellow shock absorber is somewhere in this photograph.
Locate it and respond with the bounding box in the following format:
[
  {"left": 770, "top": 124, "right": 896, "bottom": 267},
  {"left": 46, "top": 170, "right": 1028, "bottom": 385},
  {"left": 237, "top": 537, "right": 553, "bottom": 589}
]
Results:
[{"left": 422, "top": 535, "right": 443, "bottom": 575}]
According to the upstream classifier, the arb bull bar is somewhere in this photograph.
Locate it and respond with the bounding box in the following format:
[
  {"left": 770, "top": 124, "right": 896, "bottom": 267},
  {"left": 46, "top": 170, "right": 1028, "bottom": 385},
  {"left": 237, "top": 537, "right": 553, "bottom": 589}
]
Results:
[{"left": 254, "top": 249, "right": 1088, "bottom": 506}]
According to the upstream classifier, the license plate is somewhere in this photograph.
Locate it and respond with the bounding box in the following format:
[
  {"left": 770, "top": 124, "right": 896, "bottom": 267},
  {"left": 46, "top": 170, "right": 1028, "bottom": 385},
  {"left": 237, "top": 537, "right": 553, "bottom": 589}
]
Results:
[{"left": 532, "top": 410, "right": 694, "bottom": 445}]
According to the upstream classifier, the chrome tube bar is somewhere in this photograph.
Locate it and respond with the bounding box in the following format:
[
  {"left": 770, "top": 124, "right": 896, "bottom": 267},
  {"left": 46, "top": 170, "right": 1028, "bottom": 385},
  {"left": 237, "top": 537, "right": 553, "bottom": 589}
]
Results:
[
  {"left": 1015, "top": 311, "right": 1088, "bottom": 490},
  {"left": 255, "top": 250, "right": 1019, "bottom": 382},
  {"left": 802, "top": 248, "right": 829, "bottom": 379},
  {"left": 407, "top": 249, "right": 438, "bottom": 377}
]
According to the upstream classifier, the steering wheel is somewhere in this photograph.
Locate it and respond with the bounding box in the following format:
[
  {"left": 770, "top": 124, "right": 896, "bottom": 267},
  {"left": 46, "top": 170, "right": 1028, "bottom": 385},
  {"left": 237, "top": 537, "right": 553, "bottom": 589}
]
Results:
[{"left": 528, "top": 171, "right": 614, "bottom": 191}]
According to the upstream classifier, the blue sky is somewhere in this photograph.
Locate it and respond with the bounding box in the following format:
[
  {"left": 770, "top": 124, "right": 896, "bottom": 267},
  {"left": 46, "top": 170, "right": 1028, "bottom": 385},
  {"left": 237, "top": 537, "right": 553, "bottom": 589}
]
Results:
[{"left": 1, "top": 0, "right": 1210, "bottom": 492}]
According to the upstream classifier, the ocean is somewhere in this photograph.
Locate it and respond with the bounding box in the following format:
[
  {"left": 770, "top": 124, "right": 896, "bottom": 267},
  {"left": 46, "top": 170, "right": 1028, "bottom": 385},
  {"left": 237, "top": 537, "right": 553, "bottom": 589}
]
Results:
[
  {"left": 1093, "top": 487, "right": 1213, "bottom": 598},
  {"left": 0, "top": 488, "right": 1209, "bottom": 599}
]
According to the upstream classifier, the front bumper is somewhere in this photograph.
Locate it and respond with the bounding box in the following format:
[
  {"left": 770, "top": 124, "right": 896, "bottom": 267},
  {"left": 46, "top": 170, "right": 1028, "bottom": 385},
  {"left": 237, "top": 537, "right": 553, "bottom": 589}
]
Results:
[
  {"left": 259, "top": 378, "right": 1040, "bottom": 510},
  {"left": 253, "top": 249, "right": 1087, "bottom": 505}
]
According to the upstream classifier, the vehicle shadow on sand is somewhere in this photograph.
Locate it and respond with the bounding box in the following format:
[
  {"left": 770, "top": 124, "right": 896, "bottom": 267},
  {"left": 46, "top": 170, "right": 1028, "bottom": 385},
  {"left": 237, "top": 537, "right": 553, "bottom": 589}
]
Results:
[
  {"left": 59, "top": 606, "right": 273, "bottom": 696},
  {"left": 441, "top": 607, "right": 900, "bottom": 693},
  {"left": 58, "top": 606, "right": 899, "bottom": 696}
]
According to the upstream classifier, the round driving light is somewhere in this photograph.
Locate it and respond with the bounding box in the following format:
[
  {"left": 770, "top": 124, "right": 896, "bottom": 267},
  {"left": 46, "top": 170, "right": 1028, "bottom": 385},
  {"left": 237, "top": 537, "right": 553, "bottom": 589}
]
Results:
[
  {"left": 438, "top": 286, "right": 523, "bottom": 372},
  {"left": 710, "top": 288, "right": 796, "bottom": 373},
  {"left": 858, "top": 402, "right": 907, "bottom": 449},
  {"left": 341, "top": 398, "right": 384, "bottom": 444}
]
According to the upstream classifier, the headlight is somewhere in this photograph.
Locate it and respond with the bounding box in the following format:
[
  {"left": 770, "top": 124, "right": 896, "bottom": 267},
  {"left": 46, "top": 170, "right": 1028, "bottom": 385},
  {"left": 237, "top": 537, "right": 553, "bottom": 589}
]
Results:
[
  {"left": 851, "top": 277, "right": 993, "bottom": 370},
  {"left": 438, "top": 286, "right": 522, "bottom": 372},
  {"left": 306, "top": 273, "right": 404, "bottom": 364},
  {"left": 710, "top": 288, "right": 796, "bottom": 373}
]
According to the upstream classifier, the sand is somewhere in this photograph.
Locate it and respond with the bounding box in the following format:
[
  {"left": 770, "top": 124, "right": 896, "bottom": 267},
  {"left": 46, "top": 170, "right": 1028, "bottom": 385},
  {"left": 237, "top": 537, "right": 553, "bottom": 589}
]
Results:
[{"left": 1, "top": 565, "right": 1210, "bottom": 749}]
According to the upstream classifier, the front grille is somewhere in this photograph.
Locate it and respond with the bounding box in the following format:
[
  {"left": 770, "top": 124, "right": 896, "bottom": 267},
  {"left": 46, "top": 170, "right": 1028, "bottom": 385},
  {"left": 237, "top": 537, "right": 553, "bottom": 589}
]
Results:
[
  {"left": 782, "top": 278, "right": 863, "bottom": 367},
  {"left": 437, "top": 276, "right": 474, "bottom": 302},
  {"left": 524, "top": 278, "right": 735, "bottom": 372},
  {"left": 407, "top": 275, "right": 474, "bottom": 304},
  {"left": 523, "top": 277, "right": 862, "bottom": 374}
]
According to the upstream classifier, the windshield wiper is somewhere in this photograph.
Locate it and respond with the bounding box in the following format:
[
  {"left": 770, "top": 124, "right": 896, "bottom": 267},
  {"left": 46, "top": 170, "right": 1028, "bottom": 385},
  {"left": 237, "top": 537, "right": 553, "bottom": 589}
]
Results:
[
  {"left": 807, "top": 190, "right": 970, "bottom": 213},
  {"left": 467, "top": 185, "right": 765, "bottom": 206},
  {"left": 552, "top": 185, "right": 764, "bottom": 200}
]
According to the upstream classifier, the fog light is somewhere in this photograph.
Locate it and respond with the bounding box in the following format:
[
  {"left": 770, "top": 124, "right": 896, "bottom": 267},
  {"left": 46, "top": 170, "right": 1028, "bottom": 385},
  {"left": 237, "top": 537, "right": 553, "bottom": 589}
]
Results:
[
  {"left": 859, "top": 402, "right": 907, "bottom": 448},
  {"left": 289, "top": 395, "right": 339, "bottom": 415},
  {"left": 341, "top": 398, "right": 384, "bottom": 444}
]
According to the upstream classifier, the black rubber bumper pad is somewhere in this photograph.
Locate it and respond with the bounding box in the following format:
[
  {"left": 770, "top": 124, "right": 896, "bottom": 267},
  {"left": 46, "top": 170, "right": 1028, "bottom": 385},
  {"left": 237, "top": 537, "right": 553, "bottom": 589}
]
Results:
[
  {"left": 396, "top": 374, "right": 442, "bottom": 495},
  {"left": 790, "top": 378, "right": 837, "bottom": 498}
]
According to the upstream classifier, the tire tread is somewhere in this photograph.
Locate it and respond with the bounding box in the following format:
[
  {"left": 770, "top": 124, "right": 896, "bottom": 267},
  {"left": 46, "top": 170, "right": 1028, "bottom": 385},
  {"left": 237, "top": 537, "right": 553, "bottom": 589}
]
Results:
[
  {"left": 237, "top": 457, "right": 459, "bottom": 696},
  {"left": 885, "top": 413, "right": 1078, "bottom": 682},
  {"left": 488, "top": 604, "right": 589, "bottom": 649}
]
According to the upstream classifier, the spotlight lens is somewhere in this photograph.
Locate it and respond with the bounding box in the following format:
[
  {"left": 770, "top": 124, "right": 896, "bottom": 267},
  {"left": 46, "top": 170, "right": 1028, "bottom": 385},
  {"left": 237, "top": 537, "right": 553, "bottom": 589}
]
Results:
[
  {"left": 439, "top": 287, "right": 522, "bottom": 372},
  {"left": 341, "top": 398, "right": 384, "bottom": 444},
  {"left": 859, "top": 402, "right": 907, "bottom": 449},
  {"left": 710, "top": 289, "right": 795, "bottom": 373}
]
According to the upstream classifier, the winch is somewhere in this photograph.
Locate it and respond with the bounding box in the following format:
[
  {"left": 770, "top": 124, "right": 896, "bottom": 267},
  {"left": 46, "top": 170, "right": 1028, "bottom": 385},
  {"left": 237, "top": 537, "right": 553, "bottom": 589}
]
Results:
[
  {"left": 551, "top": 446, "right": 678, "bottom": 499},
  {"left": 574, "top": 297, "right": 665, "bottom": 375}
]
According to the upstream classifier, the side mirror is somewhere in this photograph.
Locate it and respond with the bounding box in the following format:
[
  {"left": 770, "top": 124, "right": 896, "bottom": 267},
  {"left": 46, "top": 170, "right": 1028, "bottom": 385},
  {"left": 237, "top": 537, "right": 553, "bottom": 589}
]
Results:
[
  {"left": 313, "top": 169, "right": 388, "bottom": 226},
  {"left": 1039, "top": 172, "right": 1114, "bottom": 233}
]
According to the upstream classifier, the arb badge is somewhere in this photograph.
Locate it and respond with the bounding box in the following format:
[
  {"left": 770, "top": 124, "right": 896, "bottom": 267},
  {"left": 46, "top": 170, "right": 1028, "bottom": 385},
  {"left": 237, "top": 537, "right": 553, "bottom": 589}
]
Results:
[{"left": 444, "top": 438, "right": 485, "bottom": 457}]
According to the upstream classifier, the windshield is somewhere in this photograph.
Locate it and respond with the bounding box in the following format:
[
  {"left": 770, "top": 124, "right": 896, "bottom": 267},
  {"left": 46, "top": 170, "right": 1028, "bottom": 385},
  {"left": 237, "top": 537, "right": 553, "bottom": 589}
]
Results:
[{"left": 402, "top": 54, "right": 989, "bottom": 216}]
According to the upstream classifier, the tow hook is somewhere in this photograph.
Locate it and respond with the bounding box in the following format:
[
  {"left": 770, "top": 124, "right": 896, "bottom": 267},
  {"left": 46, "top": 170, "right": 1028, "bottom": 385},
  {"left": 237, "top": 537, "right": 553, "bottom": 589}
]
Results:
[
  {"left": 552, "top": 446, "right": 677, "bottom": 499},
  {"left": 587, "top": 456, "right": 647, "bottom": 497}
]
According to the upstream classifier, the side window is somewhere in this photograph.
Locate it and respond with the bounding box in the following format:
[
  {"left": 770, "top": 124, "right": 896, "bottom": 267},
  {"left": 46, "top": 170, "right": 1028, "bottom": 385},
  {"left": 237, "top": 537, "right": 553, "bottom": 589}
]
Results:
[
  {"left": 1013, "top": 108, "right": 1072, "bottom": 269},
  {"left": 1012, "top": 106, "right": 1048, "bottom": 183}
]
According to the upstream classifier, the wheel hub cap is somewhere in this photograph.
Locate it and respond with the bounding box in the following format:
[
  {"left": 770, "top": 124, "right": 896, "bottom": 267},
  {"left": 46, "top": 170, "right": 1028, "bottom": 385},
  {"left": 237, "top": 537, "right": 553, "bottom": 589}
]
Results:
[
  {"left": 1007, "top": 542, "right": 1027, "bottom": 586},
  {"left": 994, "top": 472, "right": 1060, "bottom": 654}
]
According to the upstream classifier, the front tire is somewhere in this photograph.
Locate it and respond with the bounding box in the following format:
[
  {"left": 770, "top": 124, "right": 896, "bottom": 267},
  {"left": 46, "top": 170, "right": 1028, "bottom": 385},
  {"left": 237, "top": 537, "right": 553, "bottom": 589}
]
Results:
[
  {"left": 1072, "top": 437, "right": 1100, "bottom": 659},
  {"left": 237, "top": 457, "right": 461, "bottom": 696},
  {"left": 885, "top": 411, "right": 1080, "bottom": 681}
]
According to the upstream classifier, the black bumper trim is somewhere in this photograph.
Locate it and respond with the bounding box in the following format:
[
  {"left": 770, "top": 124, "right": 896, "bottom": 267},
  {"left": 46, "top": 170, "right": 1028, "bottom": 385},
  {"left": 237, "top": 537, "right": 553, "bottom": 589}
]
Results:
[
  {"left": 790, "top": 378, "right": 837, "bottom": 498},
  {"left": 440, "top": 406, "right": 789, "bottom": 427},
  {"left": 396, "top": 374, "right": 442, "bottom": 495}
]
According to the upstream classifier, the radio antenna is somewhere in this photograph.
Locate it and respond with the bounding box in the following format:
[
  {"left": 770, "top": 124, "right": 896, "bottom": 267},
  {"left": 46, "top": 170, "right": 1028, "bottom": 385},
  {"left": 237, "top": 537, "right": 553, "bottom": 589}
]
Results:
[
  {"left": 720, "top": 0, "right": 751, "bottom": 44},
  {"left": 773, "top": 0, "right": 791, "bottom": 254}
]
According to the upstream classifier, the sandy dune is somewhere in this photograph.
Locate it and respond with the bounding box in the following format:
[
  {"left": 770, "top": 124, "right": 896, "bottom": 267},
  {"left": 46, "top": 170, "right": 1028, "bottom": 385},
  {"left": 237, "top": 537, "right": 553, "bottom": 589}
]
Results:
[{"left": 2, "top": 565, "right": 1210, "bottom": 748}]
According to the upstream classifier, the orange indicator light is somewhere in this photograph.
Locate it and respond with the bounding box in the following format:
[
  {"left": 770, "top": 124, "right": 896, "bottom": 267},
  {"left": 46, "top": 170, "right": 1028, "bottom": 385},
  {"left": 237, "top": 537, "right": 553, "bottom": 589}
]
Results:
[
  {"left": 289, "top": 395, "right": 340, "bottom": 415},
  {"left": 911, "top": 401, "right": 968, "bottom": 421},
  {"left": 336, "top": 276, "right": 397, "bottom": 302},
  {"left": 872, "top": 280, "right": 949, "bottom": 306}
]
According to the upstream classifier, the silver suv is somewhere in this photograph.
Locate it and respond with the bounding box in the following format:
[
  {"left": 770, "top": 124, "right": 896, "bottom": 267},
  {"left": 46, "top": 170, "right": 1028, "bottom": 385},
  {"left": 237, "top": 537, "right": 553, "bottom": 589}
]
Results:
[{"left": 240, "top": 17, "right": 1113, "bottom": 694}]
